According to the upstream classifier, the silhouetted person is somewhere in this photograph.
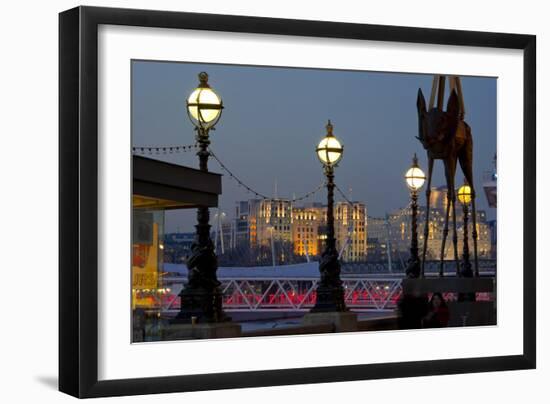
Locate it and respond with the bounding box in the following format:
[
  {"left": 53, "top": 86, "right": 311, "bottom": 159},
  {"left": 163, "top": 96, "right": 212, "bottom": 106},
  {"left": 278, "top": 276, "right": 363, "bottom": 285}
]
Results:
[{"left": 422, "top": 292, "right": 449, "bottom": 328}]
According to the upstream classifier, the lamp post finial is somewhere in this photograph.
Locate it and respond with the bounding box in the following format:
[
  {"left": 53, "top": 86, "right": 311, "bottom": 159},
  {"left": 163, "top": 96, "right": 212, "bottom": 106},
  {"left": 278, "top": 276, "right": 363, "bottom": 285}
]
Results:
[
  {"left": 326, "top": 119, "right": 333, "bottom": 135},
  {"left": 198, "top": 71, "right": 209, "bottom": 87}
]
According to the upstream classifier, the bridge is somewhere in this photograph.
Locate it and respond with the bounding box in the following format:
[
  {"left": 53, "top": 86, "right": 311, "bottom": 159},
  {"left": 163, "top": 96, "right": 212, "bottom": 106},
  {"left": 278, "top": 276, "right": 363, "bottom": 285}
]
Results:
[{"left": 155, "top": 261, "right": 496, "bottom": 314}]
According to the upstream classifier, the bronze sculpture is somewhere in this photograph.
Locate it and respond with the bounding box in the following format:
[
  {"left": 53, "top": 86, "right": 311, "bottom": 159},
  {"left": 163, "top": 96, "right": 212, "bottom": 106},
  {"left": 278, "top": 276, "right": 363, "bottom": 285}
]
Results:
[{"left": 416, "top": 77, "right": 479, "bottom": 277}]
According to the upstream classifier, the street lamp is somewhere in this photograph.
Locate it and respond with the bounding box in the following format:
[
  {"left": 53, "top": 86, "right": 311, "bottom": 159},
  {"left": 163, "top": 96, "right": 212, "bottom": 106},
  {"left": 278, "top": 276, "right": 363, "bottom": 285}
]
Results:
[
  {"left": 311, "top": 120, "right": 347, "bottom": 312},
  {"left": 175, "top": 72, "right": 228, "bottom": 324},
  {"left": 404, "top": 153, "right": 426, "bottom": 278},
  {"left": 186, "top": 72, "right": 223, "bottom": 131},
  {"left": 457, "top": 181, "right": 474, "bottom": 278}
]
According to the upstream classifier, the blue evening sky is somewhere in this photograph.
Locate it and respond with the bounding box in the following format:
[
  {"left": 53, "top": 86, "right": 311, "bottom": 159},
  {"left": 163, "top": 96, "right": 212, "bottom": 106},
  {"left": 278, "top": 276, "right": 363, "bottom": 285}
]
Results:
[{"left": 132, "top": 61, "right": 497, "bottom": 233}]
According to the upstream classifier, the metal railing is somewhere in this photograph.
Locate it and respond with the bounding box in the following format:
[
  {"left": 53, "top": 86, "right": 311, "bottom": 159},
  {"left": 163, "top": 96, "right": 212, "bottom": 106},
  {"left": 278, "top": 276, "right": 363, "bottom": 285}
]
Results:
[{"left": 158, "top": 270, "right": 495, "bottom": 313}]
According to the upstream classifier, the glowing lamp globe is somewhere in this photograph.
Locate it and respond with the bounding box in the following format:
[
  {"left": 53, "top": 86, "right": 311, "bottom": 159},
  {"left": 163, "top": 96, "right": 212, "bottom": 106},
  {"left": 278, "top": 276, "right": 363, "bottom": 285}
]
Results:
[
  {"left": 457, "top": 184, "right": 472, "bottom": 205},
  {"left": 316, "top": 120, "right": 343, "bottom": 166},
  {"left": 186, "top": 72, "right": 223, "bottom": 129},
  {"left": 405, "top": 154, "right": 426, "bottom": 191}
]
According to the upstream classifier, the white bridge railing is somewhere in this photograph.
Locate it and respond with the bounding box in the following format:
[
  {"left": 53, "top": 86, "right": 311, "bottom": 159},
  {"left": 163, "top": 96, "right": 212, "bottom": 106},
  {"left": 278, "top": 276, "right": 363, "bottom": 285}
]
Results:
[
  {"left": 220, "top": 277, "right": 403, "bottom": 312},
  {"left": 158, "top": 270, "right": 496, "bottom": 313},
  {"left": 161, "top": 277, "right": 402, "bottom": 313}
]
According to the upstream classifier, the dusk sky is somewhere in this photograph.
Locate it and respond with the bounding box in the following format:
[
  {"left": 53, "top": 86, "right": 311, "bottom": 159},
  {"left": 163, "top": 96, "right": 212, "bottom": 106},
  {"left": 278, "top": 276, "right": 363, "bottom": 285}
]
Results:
[{"left": 132, "top": 60, "right": 497, "bottom": 233}]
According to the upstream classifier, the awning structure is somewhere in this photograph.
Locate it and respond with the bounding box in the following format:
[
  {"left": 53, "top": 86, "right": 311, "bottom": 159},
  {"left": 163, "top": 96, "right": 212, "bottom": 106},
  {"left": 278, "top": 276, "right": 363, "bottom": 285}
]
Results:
[{"left": 133, "top": 155, "right": 222, "bottom": 210}]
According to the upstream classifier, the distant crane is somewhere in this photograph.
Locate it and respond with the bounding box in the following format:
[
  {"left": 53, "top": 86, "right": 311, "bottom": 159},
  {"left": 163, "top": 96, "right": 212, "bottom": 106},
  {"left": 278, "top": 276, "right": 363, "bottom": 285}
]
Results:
[
  {"left": 338, "top": 198, "right": 355, "bottom": 260},
  {"left": 213, "top": 210, "right": 226, "bottom": 254},
  {"left": 384, "top": 214, "right": 393, "bottom": 273}
]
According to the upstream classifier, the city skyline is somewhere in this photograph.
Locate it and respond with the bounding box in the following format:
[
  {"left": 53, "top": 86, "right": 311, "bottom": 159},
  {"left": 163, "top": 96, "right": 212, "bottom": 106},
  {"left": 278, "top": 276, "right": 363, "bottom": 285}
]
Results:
[
  {"left": 132, "top": 61, "right": 497, "bottom": 233},
  {"left": 162, "top": 193, "right": 493, "bottom": 267}
]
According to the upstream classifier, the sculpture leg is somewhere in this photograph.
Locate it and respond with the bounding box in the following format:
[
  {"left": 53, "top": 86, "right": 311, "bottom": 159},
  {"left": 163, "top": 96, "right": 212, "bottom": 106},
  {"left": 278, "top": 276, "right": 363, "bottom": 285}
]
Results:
[
  {"left": 451, "top": 189, "right": 460, "bottom": 276},
  {"left": 440, "top": 195, "right": 451, "bottom": 277},
  {"left": 421, "top": 158, "right": 434, "bottom": 277},
  {"left": 440, "top": 158, "right": 457, "bottom": 277},
  {"left": 458, "top": 137, "right": 479, "bottom": 276},
  {"left": 470, "top": 190, "right": 480, "bottom": 277}
]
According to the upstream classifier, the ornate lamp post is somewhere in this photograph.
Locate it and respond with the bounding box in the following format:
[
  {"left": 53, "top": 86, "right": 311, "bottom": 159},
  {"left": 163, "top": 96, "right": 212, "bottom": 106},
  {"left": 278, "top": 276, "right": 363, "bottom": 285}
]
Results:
[
  {"left": 457, "top": 181, "right": 475, "bottom": 278},
  {"left": 175, "top": 72, "right": 228, "bottom": 323},
  {"left": 404, "top": 154, "right": 426, "bottom": 278},
  {"left": 311, "top": 120, "right": 347, "bottom": 312}
]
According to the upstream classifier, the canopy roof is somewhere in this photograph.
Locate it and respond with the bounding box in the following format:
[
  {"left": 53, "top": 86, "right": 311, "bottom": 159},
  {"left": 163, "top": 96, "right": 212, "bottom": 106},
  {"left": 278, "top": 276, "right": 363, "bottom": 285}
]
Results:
[{"left": 133, "top": 156, "right": 222, "bottom": 210}]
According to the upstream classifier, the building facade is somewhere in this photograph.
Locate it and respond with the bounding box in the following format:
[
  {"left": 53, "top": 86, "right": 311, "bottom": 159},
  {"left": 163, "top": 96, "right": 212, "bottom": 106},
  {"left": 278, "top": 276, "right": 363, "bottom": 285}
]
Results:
[
  {"left": 248, "top": 198, "right": 293, "bottom": 247},
  {"left": 334, "top": 201, "right": 367, "bottom": 262},
  {"left": 246, "top": 198, "right": 294, "bottom": 264},
  {"left": 292, "top": 203, "right": 326, "bottom": 258},
  {"left": 234, "top": 200, "right": 250, "bottom": 248},
  {"left": 373, "top": 187, "right": 493, "bottom": 262},
  {"left": 232, "top": 199, "right": 368, "bottom": 263}
]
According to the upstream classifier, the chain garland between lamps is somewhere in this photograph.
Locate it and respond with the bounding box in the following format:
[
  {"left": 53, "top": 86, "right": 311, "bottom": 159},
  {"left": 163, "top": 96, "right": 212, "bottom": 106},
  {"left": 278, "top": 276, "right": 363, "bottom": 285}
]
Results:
[
  {"left": 334, "top": 183, "right": 412, "bottom": 221},
  {"left": 132, "top": 143, "right": 326, "bottom": 203},
  {"left": 132, "top": 144, "right": 198, "bottom": 155},
  {"left": 208, "top": 147, "right": 326, "bottom": 203}
]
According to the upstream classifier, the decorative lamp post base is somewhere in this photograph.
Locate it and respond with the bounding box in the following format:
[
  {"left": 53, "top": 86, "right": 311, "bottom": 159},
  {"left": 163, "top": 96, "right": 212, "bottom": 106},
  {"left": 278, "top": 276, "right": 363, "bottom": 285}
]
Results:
[
  {"left": 303, "top": 250, "right": 357, "bottom": 331},
  {"left": 172, "top": 232, "right": 232, "bottom": 325},
  {"left": 310, "top": 250, "right": 348, "bottom": 312},
  {"left": 172, "top": 286, "right": 231, "bottom": 324},
  {"left": 310, "top": 284, "right": 347, "bottom": 312}
]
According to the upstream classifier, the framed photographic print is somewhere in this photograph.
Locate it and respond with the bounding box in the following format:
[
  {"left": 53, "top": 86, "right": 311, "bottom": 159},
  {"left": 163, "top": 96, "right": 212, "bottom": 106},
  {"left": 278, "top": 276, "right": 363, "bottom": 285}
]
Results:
[{"left": 59, "top": 6, "right": 536, "bottom": 398}]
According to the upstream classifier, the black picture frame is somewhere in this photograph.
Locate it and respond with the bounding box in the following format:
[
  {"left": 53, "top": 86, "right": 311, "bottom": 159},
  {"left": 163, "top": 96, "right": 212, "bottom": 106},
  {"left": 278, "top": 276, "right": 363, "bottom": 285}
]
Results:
[{"left": 59, "top": 5, "right": 536, "bottom": 398}]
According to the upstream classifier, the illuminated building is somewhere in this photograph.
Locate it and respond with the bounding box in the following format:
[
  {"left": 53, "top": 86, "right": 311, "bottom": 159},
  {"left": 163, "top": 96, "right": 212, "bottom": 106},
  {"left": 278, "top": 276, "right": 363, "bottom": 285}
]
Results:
[
  {"left": 291, "top": 201, "right": 366, "bottom": 262},
  {"left": 428, "top": 185, "right": 449, "bottom": 210},
  {"left": 373, "top": 186, "right": 492, "bottom": 261},
  {"left": 235, "top": 198, "right": 368, "bottom": 263},
  {"left": 334, "top": 201, "right": 367, "bottom": 262},
  {"left": 292, "top": 204, "right": 325, "bottom": 257},
  {"left": 248, "top": 198, "right": 292, "bottom": 246},
  {"left": 247, "top": 198, "right": 293, "bottom": 263},
  {"left": 234, "top": 201, "right": 250, "bottom": 249}
]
